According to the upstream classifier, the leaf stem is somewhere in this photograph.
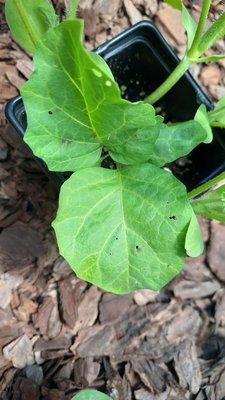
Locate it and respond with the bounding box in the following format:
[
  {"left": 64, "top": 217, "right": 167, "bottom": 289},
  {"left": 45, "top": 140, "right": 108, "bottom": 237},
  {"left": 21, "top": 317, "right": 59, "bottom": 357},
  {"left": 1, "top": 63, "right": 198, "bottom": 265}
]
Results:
[
  {"left": 188, "top": 0, "right": 211, "bottom": 58},
  {"left": 145, "top": 57, "right": 190, "bottom": 105},
  {"left": 67, "top": 0, "right": 79, "bottom": 19},
  {"left": 188, "top": 172, "right": 225, "bottom": 200}
]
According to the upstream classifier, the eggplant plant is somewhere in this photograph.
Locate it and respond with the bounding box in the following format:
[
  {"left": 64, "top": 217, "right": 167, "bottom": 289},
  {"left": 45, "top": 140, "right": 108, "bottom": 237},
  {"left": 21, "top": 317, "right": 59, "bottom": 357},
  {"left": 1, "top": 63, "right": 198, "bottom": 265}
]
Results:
[{"left": 5, "top": 0, "right": 225, "bottom": 294}]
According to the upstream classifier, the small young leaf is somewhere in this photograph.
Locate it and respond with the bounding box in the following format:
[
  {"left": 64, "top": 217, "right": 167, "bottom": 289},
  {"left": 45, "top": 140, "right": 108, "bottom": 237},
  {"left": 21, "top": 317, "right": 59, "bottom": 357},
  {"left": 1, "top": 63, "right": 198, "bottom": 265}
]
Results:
[
  {"left": 165, "top": 0, "right": 197, "bottom": 49},
  {"left": 185, "top": 211, "right": 204, "bottom": 257},
  {"left": 22, "top": 19, "right": 160, "bottom": 171},
  {"left": 72, "top": 389, "right": 111, "bottom": 400},
  {"left": 147, "top": 120, "right": 207, "bottom": 167},
  {"left": 208, "top": 96, "right": 225, "bottom": 128},
  {"left": 198, "top": 12, "right": 225, "bottom": 54},
  {"left": 53, "top": 164, "right": 198, "bottom": 294},
  {"left": 5, "top": 0, "right": 59, "bottom": 53},
  {"left": 194, "top": 104, "right": 213, "bottom": 144},
  {"left": 191, "top": 185, "right": 225, "bottom": 222}
]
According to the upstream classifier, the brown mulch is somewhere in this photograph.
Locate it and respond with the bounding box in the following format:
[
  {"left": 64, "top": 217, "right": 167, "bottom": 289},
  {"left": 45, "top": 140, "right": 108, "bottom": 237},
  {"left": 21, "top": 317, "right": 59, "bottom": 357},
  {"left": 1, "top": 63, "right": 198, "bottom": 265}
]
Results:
[{"left": 0, "top": 0, "right": 225, "bottom": 399}]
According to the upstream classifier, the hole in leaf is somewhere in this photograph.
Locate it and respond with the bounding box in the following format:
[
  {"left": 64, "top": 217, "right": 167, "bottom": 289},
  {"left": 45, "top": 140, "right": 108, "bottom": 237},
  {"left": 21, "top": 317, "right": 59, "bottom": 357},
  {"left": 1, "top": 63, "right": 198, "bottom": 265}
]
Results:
[
  {"left": 135, "top": 245, "right": 141, "bottom": 253},
  {"left": 62, "top": 138, "right": 73, "bottom": 145},
  {"left": 169, "top": 216, "right": 176, "bottom": 220}
]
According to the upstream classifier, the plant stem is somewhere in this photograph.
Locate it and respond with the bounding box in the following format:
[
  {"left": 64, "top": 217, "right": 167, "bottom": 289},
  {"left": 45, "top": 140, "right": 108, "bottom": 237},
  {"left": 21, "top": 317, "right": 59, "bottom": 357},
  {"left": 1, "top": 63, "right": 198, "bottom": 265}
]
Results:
[
  {"left": 188, "top": 0, "right": 211, "bottom": 58},
  {"left": 145, "top": 0, "right": 212, "bottom": 105},
  {"left": 145, "top": 57, "right": 190, "bottom": 105},
  {"left": 210, "top": 122, "right": 224, "bottom": 128},
  {"left": 67, "top": 0, "right": 79, "bottom": 19},
  {"left": 188, "top": 172, "right": 225, "bottom": 200}
]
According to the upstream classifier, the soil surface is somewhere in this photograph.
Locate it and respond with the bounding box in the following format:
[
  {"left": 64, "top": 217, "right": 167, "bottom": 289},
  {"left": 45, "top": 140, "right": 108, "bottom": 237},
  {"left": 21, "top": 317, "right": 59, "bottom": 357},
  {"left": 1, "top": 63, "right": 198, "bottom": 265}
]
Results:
[{"left": 1, "top": 1, "right": 225, "bottom": 399}]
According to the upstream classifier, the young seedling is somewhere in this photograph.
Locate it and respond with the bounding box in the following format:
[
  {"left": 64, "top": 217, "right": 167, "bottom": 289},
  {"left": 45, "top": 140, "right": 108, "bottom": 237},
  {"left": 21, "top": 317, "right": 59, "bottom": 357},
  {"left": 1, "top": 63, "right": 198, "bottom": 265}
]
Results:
[{"left": 5, "top": 0, "right": 225, "bottom": 294}]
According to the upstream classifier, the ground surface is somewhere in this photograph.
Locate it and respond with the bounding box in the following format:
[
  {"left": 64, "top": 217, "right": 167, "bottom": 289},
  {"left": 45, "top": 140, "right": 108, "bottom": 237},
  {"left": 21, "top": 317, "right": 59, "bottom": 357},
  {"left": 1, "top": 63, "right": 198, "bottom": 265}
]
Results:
[{"left": 1, "top": 0, "right": 225, "bottom": 399}]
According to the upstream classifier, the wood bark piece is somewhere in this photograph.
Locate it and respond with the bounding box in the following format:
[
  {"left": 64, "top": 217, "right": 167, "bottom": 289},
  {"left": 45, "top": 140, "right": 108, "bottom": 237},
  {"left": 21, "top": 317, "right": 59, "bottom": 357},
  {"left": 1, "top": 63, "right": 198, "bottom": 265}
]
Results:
[
  {"left": 135, "top": 388, "right": 169, "bottom": 400},
  {"left": 72, "top": 304, "right": 202, "bottom": 363},
  {"left": 3, "top": 335, "right": 35, "bottom": 369},
  {"left": 99, "top": 293, "right": 133, "bottom": 323},
  {"left": 12, "top": 377, "right": 40, "bottom": 400},
  {"left": 0, "top": 222, "right": 44, "bottom": 265},
  {"left": 174, "top": 340, "right": 202, "bottom": 394},
  {"left": 156, "top": 4, "right": 186, "bottom": 46},
  {"left": 0, "top": 273, "right": 23, "bottom": 309},
  {"left": 206, "top": 363, "right": 225, "bottom": 400},
  {"left": 72, "top": 286, "right": 101, "bottom": 334},
  {"left": 134, "top": 289, "right": 158, "bottom": 305},
  {"left": 208, "top": 221, "right": 225, "bottom": 282},
  {"left": 200, "top": 65, "right": 221, "bottom": 86},
  {"left": 173, "top": 263, "right": 220, "bottom": 299},
  {"left": 16, "top": 59, "right": 33, "bottom": 79},
  {"left": 94, "top": 0, "right": 122, "bottom": 17},
  {"left": 131, "top": 359, "right": 173, "bottom": 392},
  {"left": 59, "top": 277, "right": 77, "bottom": 328},
  {"left": 123, "top": 0, "right": 143, "bottom": 24},
  {"left": 215, "top": 290, "right": 225, "bottom": 327},
  {"left": 33, "top": 295, "right": 62, "bottom": 339}
]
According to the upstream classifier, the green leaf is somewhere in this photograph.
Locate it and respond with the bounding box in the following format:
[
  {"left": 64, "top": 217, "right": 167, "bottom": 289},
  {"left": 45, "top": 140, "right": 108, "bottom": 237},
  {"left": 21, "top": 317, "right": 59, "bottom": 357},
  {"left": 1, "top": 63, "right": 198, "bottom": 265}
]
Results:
[
  {"left": 198, "top": 12, "right": 225, "bottom": 54},
  {"left": 185, "top": 211, "right": 204, "bottom": 257},
  {"left": 5, "top": 0, "right": 59, "bottom": 53},
  {"left": 208, "top": 96, "right": 225, "bottom": 128},
  {"left": 194, "top": 104, "right": 213, "bottom": 144},
  {"left": 147, "top": 120, "right": 207, "bottom": 167},
  {"left": 22, "top": 19, "right": 160, "bottom": 171},
  {"left": 165, "top": 0, "right": 197, "bottom": 49},
  {"left": 52, "top": 164, "right": 199, "bottom": 294},
  {"left": 98, "top": 102, "right": 160, "bottom": 165},
  {"left": 72, "top": 390, "right": 111, "bottom": 400},
  {"left": 192, "top": 185, "right": 225, "bottom": 222}
]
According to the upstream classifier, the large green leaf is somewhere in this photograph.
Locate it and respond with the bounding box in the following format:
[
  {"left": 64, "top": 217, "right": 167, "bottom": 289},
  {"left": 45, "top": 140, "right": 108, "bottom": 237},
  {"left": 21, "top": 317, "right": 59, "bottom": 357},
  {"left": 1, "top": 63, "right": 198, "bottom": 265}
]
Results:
[
  {"left": 198, "top": 12, "right": 225, "bottom": 54},
  {"left": 5, "top": 0, "right": 59, "bottom": 53},
  {"left": 72, "top": 390, "right": 111, "bottom": 400},
  {"left": 147, "top": 120, "right": 207, "bottom": 167},
  {"left": 165, "top": 0, "right": 197, "bottom": 49},
  {"left": 53, "top": 164, "right": 201, "bottom": 294},
  {"left": 208, "top": 96, "right": 225, "bottom": 128},
  {"left": 21, "top": 19, "right": 160, "bottom": 171},
  {"left": 192, "top": 185, "right": 225, "bottom": 222}
]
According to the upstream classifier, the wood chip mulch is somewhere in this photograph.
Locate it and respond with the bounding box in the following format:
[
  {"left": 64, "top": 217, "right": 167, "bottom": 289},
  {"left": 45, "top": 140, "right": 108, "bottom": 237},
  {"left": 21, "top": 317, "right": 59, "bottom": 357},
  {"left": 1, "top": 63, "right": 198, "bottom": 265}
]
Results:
[{"left": 1, "top": 1, "right": 225, "bottom": 399}]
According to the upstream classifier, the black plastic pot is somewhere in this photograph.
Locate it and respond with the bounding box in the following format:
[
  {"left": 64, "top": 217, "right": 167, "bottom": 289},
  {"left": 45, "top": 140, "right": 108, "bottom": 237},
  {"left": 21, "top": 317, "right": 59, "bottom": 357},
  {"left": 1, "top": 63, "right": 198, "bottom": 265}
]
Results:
[{"left": 5, "top": 20, "right": 225, "bottom": 191}]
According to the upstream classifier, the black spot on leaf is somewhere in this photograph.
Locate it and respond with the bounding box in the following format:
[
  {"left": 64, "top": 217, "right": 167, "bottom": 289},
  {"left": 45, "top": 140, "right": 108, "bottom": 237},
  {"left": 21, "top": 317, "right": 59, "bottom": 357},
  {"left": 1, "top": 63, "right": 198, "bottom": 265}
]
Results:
[
  {"left": 48, "top": 111, "right": 53, "bottom": 115},
  {"left": 169, "top": 216, "right": 176, "bottom": 220},
  {"left": 116, "top": 237, "right": 118, "bottom": 240},
  {"left": 135, "top": 245, "right": 141, "bottom": 253}
]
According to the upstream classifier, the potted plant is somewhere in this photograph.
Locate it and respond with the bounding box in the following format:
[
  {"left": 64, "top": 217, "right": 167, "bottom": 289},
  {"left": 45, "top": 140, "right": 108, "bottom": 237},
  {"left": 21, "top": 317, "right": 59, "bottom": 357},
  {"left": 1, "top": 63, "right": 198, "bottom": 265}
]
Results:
[{"left": 4, "top": 0, "right": 225, "bottom": 295}]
